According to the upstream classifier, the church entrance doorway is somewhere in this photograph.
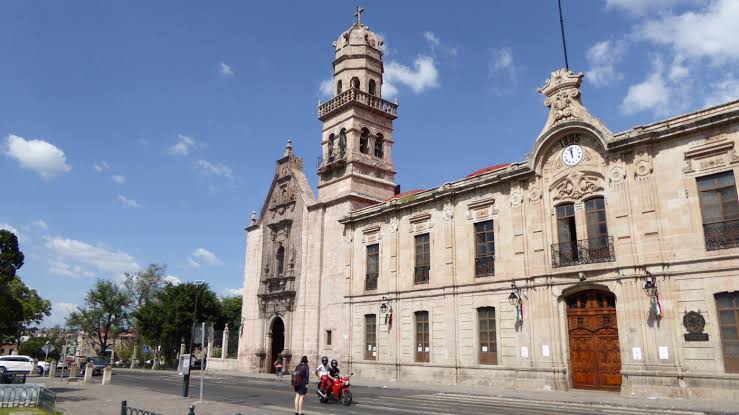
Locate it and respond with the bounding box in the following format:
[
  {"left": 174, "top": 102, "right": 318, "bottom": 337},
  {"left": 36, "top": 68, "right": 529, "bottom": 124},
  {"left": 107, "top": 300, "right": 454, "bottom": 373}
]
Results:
[
  {"left": 565, "top": 289, "right": 622, "bottom": 391},
  {"left": 269, "top": 318, "right": 285, "bottom": 374}
]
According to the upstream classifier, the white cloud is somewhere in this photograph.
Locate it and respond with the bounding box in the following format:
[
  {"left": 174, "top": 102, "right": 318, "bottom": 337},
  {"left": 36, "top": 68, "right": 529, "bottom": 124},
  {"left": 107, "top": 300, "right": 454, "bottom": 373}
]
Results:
[
  {"left": 0, "top": 223, "right": 19, "bottom": 235},
  {"left": 605, "top": 0, "right": 698, "bottom": 16},
  {"left": 636, "top": 0, "right": 739, "bottom": 64},
  {"left": 48, "top": 260, "right": 95, "bottom": 278},
  {"left": 45, "top": 236, "right": 140, "bottom": 277},
  {"left": 42, "top": 302, "right": 79, "bottom": 328},
  {"left": 164, "top": 275, "right": 182, "bottom": 285},
  {"left": 586, "top": 40, "right": 627, "bottom": 87},
  {"left": 93, "top": 161, "right": 110, "bottom": 172},
  {"left": 3, "top": 134, "right": 71, "bottom": 178},
  {"left": 704, "top": 73, "right": 739, "bottom": 107},
  {"left": 112, "top": 175, "right": 125, "bottom": 184},
  {"left": 33, "top": 220, "right": 48, "bottom": 230},
  {"left": 116, "top": 194, "right": 142, "bottom": 208},
  {"left": 191, "top": 248, "right": 223, "bottom": 267},
  {"left": 222, "top": 287, "right": 242, "bottom": 297},
  {"left": 195, "top": 159, "right": 233, "bottom": 179},
  {"left": 168, "top": 134, "right": 197, "bottom": 156},
  {"left": 621, "top": 58, "right": 672, "bottom": 116},
  {"left": 318, "top": 78, "right": 334, "bottom": 98},
  {"left": 488, "top": 48, "right": 515, "bottom": 80},
  {"left": 187, "top": 258, "right": 201, "bottom": 268},
  {"left": 219, "top": 62, "right": 235, "bottom": 77},
  {"left": 424, "top": 31, "right": 440, "bottom": 54},
  {"left": 384, "top": 55, "right": 439, "bottom": 97}
]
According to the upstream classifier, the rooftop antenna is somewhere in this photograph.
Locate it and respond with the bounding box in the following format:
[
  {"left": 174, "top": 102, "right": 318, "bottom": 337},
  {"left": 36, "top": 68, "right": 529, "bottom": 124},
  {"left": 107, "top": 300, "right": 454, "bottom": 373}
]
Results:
[{"left": 557, "top": 0, "right": 570, "bottom": 70}]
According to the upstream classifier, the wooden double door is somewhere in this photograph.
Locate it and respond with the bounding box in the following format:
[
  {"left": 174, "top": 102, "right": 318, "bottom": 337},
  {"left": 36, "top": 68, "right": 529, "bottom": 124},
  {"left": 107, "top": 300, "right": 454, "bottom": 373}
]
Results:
[{"left": 566, "top": 290, "right": 622, "bottom": 391}]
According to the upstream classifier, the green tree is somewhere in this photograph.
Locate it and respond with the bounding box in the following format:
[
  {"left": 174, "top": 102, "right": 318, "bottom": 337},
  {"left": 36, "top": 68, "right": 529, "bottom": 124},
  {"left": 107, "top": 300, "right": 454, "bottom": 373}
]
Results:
[
  {"left": 18, "top": 336, "right": 61, "bottom": 361},
  {"left": 136, "top": 282, "right": 222, "bottom": 362},
  {"left": 123, "top": 263, "right": 166, "bottom": 313},
  {"left": 220, "top": 295, "right": 242, "bottom": 330},
  {"left": 66, "top": 279, "right": 132, "bottom": 356},
  {"left": 0, "top": 230, "right": 26, "bottom": 340},
  {"left": 0, "top": 229, "right": 24, "bottom": 284},
  {"left": 8, "top": 278, "right": 52, "bottom": 332}
]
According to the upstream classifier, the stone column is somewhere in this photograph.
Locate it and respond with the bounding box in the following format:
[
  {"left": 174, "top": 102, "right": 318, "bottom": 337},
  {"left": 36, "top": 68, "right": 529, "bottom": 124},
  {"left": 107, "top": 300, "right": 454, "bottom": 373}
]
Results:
[
  {"left": 222, "top": 324, "right": 230, "bottom": 358},
  {"left": 31, "top": 358, "right": 38, "bottom": 375},
  {"left": 152, "top": 347, "right": 159, "bottom": 370},
  {"left": 102, "top": 365, "right": 112, "bottom": 385},
  {"left": 83, "top": 363, "right": 93, "bottom": 384},
  {"left": 48, "top": 361, "right": 57, "bottom": 380},
  {"left": 68, "top": 362, "right": 79, "bottom": 382},
  {"left": 130, "top": 346, "right": 138, "bottom": 368},
  {"left": 207, "top": 323, "right": 215, "bottom": 359}
]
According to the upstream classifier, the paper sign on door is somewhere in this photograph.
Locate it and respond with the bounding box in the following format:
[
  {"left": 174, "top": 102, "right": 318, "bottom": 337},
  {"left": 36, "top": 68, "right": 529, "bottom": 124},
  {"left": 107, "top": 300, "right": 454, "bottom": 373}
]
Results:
[
  {"left": 542, "top": 345, "right": 550, "bottom": 357},
  {"left": 658, "top": 346, "right": 669, "bottom": 360},
  {"left": 521, "top": 346, "right": 529, "bottom": 358},
  {"left": 632, "top": 347, "right": 642, "bottom": 360}
]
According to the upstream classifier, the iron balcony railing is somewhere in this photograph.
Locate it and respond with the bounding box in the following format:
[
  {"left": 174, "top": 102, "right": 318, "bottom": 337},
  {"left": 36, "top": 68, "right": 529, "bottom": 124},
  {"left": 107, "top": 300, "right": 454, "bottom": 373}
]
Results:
[
  {"left": 318, "top": 87, "right": 398, "bottom": 120},
  {"left": 475, "top": 255, "right": 495, "bottom": 277},
  {"left": 316, "top": 152, "right": 347, "bottom": 172},
  {"left": 257, "top": 275, "right": 296, "bottom": 298},
  {"left": 551, "top": 236, "right": 615, "bottom": 268},
  {"left": 365, "top": 272, "right": 378, "bottom": 291},
  {"left": 414, "top": 265, "right": 430, "bottom": 284},
  {"left": 704, "top": 219, "right": 739, "bottom": 251}
]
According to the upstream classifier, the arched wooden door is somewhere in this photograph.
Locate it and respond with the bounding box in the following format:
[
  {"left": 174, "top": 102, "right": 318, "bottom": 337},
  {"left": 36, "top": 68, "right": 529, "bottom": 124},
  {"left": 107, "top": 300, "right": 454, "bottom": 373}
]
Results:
[{"left": 566, "top": 290, "right": 622, "bottom": 391}]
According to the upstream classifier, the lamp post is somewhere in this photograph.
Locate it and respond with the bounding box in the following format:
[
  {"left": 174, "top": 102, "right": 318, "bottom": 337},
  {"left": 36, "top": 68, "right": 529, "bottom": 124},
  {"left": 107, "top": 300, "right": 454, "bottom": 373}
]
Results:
[
  {"left": 508, "top": 282, "right": 523, "bottom": 323},
  {"left": 182, "top": 280, "right": 205, "bottom": 398},
  {"left": 643, "top": 271, "right": 657, "bottom": 298}
]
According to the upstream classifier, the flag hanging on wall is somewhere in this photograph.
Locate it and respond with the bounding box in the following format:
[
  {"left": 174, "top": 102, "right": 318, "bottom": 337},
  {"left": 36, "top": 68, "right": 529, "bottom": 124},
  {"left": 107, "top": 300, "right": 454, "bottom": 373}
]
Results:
[
  {"left": 385, "top": 308, "right": 393, "bottom": 332},
  {"left": 515, "top": 300, "right": 524, "bottom": 322},
  {"left": 651, "top": 291, "right": 663, "bottom": 319}
]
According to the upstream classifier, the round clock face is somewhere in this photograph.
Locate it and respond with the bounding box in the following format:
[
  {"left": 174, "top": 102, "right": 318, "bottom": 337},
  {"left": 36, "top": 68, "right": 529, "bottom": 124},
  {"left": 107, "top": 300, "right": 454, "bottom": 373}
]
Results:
[{"left": 562, "top": 145, "right": 584, "bottom": 166}]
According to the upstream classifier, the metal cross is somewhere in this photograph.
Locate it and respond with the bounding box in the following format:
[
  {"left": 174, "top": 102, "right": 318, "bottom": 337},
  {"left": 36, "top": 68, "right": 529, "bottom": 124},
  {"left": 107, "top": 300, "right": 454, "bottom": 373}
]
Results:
[{"left": 354, "top": 6, "right": 364, "bottom": 26}]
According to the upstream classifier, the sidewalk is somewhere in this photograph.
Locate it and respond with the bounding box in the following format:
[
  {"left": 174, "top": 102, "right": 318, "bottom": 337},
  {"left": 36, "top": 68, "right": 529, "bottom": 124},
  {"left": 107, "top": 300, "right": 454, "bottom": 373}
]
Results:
[{"left": 206, "top": 369, "right": 739, "bottom": 415}]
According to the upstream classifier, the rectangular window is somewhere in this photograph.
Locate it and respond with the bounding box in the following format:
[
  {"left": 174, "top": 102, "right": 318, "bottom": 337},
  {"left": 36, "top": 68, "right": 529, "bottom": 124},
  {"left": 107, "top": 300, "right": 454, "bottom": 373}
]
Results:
[
  {"left": 585, "top": 197, "right": 610, "bottom": 260},
  {"left": 698, "top": 171, "right": 739, "bottom": 250},
  {"left": 414, "top": 233, "right": 430, "bottom": 284},
  {"left": 326, "top": 330, "right": 332, "bottom": 347},
  {"left": 478, "top": 307, "right": 498, "bottom": 365},
  {"left": 556, "top": 203, "right": 578, "bottom": 263},
  {"left": 716, "top": 292, "right": 739, "bottom": 373},
  {"left": 415, "top": 311, "right": 430, "bottom": 363},
  {"left": 364, "top": 314, "right": 376, "bottom": 361},
  {"left": 366, "top": 244, "right": 379, "bottom": 290},
  {"left": 474, "top": 220, "right": 495, "bottom": 277}
]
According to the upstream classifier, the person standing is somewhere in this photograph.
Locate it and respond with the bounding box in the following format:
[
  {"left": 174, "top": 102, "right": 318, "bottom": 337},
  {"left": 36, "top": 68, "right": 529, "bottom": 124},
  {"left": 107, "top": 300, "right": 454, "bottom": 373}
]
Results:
[
  {"left": 292, "top": 355, "right": 309, "bottom": 415},
  {"left": 274, "top": 357, "right": 284, "bottom": 378}
]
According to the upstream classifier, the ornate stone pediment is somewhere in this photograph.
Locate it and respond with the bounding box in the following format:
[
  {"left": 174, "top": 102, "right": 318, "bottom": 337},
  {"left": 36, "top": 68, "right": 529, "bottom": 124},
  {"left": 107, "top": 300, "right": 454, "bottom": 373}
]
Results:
[{"left": 551, "top": 170, "right": 604, "bottom": 202}]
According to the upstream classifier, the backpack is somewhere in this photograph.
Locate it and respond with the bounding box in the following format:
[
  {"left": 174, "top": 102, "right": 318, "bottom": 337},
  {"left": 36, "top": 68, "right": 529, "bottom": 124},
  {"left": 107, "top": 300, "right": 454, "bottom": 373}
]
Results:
[{"left": 291, "top": 364, "right": 304, "bottom": 388}]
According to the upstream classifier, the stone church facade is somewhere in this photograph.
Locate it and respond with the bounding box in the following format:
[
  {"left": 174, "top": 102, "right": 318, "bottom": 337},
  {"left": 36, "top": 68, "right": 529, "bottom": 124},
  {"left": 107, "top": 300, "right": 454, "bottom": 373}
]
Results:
[{"left": 208, "top": 14, "right": 739, "bottom": 399}]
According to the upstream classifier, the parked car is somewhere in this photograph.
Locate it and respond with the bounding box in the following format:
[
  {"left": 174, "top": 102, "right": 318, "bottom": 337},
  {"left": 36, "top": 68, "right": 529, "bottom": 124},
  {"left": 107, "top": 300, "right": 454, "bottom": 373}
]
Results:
[
  {"left": 56, "top": 355, "right": 76, "bottom": 369},
  {"left": 0, "top": 355, "right": 34, "bottom": 374},
  {"left": 36, "top": 361, "right": 49, "bottom": 375},
  {"left": 82, "top": 356, "right": 108, "bottom": 375}
]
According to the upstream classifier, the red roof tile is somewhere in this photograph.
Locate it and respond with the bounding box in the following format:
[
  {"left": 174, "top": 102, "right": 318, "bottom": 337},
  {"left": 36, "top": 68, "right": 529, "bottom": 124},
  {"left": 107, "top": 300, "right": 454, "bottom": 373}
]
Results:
[
  {"left": 384, "top": 189, "right": 424, "bottom": 202},
  {"left": 465, "top": 163, "right": 511, "bottom": 178}
]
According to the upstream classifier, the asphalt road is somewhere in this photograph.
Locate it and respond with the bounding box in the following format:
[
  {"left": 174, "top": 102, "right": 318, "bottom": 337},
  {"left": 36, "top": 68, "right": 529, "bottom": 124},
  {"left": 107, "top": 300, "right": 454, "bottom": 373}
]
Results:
[{"left": 109, "top": 370, "right": 706, "bottom": 415}]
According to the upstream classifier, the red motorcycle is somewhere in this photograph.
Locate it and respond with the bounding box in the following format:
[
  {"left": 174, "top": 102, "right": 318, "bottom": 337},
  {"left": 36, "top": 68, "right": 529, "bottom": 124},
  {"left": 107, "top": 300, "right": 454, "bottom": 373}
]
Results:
[{"left": 317, "top": 373, "right": 353, "bottom": 406}]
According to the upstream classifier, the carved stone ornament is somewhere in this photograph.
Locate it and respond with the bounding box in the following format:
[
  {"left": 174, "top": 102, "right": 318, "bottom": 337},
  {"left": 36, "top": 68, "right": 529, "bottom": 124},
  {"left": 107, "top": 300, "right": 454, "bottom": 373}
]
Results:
[
  {"left": 552, "top": 171, "right": 603, "bottom": 202},
  {"left": 388, "top": 218, "right": 398, "bottom": 233},
  {"left": 509, "top": 192, "right": 523, "bottom": 207},
  {"left": 633, "top": 153, "right": 653, "bottom": 178},
  {"left": 683, "top": 311, "right": 709, "bottom": 341},
  {"left": 442, "top": 207, "right": 453, "bottom": 222},
  {"left": 608, "top": 165, "right": 626, "bottom": 184}
]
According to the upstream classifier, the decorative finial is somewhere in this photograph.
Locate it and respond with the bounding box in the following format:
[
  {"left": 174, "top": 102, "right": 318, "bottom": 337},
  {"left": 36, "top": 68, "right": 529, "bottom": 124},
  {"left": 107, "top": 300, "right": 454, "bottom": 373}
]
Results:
[
  {"left": 354, "top": 5, "right": 365, "bottom": 26},
  {"left": 250, "top": 211, "right": 257, "bottom": 225},
  {"left": 284, "top": 139, "right": 293, "bottom": 157}
]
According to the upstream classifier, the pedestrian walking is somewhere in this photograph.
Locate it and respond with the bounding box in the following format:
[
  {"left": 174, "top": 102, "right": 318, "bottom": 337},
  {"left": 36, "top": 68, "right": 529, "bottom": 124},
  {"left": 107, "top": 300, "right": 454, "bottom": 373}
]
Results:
[
  {"left": 274, "top": 357, "right": 284, "bottom": 378},
  {"left": 292, "top": 355, "right": 309, "bottom": 415}
]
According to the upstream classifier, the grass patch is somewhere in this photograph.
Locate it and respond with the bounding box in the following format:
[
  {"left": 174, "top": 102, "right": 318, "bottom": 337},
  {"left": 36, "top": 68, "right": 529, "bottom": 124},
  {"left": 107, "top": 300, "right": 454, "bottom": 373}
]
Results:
[{"left": 0, "top": 408, "right": 61, "bottom": 415}]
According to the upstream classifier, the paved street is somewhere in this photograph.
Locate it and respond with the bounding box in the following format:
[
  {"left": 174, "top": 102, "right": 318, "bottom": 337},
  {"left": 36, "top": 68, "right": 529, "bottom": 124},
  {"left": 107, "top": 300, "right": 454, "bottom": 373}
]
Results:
[{"left": 89, "top": 370, "right": 713, "bottom": 415}]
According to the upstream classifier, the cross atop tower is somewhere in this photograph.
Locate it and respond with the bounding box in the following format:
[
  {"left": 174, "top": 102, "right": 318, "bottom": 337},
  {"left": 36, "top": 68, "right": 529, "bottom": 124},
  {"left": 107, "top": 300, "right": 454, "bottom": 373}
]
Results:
[{"left": 354, "top": 6, "right": 364, "bottom": 26}]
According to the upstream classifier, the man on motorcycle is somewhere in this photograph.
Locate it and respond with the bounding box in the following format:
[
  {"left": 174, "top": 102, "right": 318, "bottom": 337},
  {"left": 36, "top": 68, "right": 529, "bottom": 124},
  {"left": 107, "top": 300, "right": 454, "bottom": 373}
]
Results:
[
  {"left": 314, "top": 356, "right": 330, "bottom": 397},
  {"left": 325, "top": 359, "right": 340, "bottom": 395}
]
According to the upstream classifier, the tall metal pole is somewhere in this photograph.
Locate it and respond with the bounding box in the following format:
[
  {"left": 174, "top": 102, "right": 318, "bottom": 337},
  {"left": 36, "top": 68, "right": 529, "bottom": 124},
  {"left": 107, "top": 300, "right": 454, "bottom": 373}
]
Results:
[
  {"left": 199, "top": 322, "right": 205, "bottom": 402},
  {"left": 557, "top": 0, "right": 570, "bottom": 70},
  {"left": 182, "top": 282, "right": 201, "bottom": 398}
]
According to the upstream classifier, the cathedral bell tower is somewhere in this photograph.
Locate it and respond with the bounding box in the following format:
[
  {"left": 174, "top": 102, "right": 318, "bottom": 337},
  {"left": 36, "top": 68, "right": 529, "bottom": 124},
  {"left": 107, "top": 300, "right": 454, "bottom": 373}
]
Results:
[{"left": 316, "top": 7, "right": 398, "bottom": 208}]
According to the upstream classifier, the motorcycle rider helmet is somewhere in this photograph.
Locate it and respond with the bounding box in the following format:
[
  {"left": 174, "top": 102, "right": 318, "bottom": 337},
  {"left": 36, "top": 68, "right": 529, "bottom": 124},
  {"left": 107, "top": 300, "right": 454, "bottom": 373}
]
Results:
[
  {"left": 330, "top": 359, "right": 338, "bottom": 368},
  {"left": 321, "top": 356, "right": 328, "bottom": 366}
]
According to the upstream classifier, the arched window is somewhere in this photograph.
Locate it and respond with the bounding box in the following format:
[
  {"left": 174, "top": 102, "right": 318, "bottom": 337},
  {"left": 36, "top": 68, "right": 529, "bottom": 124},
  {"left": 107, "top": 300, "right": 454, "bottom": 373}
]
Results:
[
  {"left": 351, "top": 77, "right": 360, "bottom": 90},
  {"left": 360, "top": 128, "right": 370, "bottom": 154},
  {"left": 336, "top": 80, "right": 342, "bottom": 95},
  {"left": 276, "top": 245, "right": 285, "bottom": 276},
  {"left": 369, "top": 79, "right": 376, "bottom": 95},
  {"left": 338, "top": 128, "right": 347, "bottom": 158},
  {"left": 374, "top": 133, "right": 384, "bottom": 158},
  {"left": 327, "top": 134, "right": 335, "bottom": 162}
]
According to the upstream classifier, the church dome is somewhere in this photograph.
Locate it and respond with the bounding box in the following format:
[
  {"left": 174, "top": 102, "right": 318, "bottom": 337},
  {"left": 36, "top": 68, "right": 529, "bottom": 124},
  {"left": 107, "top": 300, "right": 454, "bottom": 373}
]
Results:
[{"left": 333, "top": 23, "right": 384, "bottom": 52}]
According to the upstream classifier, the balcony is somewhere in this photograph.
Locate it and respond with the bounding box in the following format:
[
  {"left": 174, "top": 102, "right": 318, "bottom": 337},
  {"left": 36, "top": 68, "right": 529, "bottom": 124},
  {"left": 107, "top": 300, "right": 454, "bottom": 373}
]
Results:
[
  {"left": 365, "top": 273, "right": 378, "bottom": 291},
  {"left": 551, "top": 236, "right": 615, "bottom": 268},
  {"left": 316, "top": 152, "right": 347, "bottom": 173},
  {"left": 414, "top": 265, "right": 430, "bottom": 284},
  {"left": 257, "top": 275, "right": 296, "bottom": 299},
  {"left": 704, "top": 219, "right": 739, "bottom": 251},
  {"left": 318, "top": 88, "right": 398, "bottom": 121},
  {"left": 475, "top": 255, "right": 495, "bottom": 277}
]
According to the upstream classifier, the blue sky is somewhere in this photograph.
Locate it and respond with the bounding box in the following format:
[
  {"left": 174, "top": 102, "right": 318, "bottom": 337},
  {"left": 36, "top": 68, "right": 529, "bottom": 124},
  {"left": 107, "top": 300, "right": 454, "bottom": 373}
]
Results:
[{"left": 2, "top": 0, "right": 738, "bottom": 327}]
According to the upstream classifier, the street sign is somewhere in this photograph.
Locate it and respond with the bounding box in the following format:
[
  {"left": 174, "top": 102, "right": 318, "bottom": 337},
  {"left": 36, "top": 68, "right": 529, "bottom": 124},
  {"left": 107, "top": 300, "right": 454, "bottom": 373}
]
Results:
[
  {"left": 143, "top": 345, "right": 150, "bottom": 353},
  {"left": 42, "top": 344, "right": 55, "bottom": 354}
]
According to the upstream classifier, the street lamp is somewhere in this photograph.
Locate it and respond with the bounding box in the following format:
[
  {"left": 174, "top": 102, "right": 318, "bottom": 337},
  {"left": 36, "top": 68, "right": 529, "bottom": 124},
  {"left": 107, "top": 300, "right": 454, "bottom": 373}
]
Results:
[
  {"left": 507, "top": 282, "right": 521, "bottom": 306},
  {"left": 379, "top": 296, "right": 391, "bottom": 315},
  {"left": 182, "top": 280, "right": 206, "bottom": 398},
  {"left": 643, "top": 271, "right": 657, "bottom": 298}
]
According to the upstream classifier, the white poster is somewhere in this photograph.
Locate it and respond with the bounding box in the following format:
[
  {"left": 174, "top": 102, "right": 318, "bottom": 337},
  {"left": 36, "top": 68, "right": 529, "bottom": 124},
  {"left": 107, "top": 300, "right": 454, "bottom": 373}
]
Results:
[
  {"left": 417, "top": 346, "right": 422, "bottom": 352},
  {"left": 482, "top": 346, "right": 488, "bottom": 352},
  {"left": 632, "top": 347, "right": 642, "bottom": 360},
  {"left": 542, "top": 345, "right": 550, "bottom": 357},
  {"left": 368, "top": 344, "right": 372, "bottom": 351},
  {"left": 521, "top": 346, "right": 529, "bottom": 358},
  {"left": 658, "top": 346, "right": 669, "bottom": 360},
  {"left": 424, "top": 346, "right": 430, "bottom": 352}
]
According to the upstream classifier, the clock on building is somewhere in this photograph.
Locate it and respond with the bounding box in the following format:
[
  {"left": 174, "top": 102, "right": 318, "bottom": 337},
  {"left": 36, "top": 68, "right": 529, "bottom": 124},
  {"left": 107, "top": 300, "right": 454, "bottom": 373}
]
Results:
[{"left": 562, "top": 144, "right": 583, "bottom": 166}]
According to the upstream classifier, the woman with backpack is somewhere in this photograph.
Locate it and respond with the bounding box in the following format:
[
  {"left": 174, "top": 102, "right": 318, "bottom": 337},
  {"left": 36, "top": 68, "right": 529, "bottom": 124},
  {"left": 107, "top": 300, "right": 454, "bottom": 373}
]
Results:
[{"left": 292, "top": 355, "right": 309, "bottom": 415}]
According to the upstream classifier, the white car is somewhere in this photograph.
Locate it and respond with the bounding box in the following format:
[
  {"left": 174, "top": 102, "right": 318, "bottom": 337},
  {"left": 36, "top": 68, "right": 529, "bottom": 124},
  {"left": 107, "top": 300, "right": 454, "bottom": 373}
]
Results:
[{"left": 0, "top": 355, "right": 34, "bottom": 374}]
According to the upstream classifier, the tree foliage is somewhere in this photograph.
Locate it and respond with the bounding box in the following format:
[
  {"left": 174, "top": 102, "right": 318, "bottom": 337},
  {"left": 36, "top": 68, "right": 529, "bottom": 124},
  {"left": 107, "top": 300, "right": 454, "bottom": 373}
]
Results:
[
  {"left": 66, "top": 279, "right": 132, "bottom": 356},
  {"left": 123, "top": 263, "right": 166, "bottom": 313},
  {"left": 135, "top": 282, "right": 222, "bottom": 362},
  {"left": 220, "top": 295, "right": 242, "bottom": 330},
  {"left": 18, "top": 336, "right": 62, "bottom": 361},
  {"left": 0, "top": 230, "right": 24, "bottom": 284},
  {"left": 8, "top": 278, "right": 52, "bottom": 329}
]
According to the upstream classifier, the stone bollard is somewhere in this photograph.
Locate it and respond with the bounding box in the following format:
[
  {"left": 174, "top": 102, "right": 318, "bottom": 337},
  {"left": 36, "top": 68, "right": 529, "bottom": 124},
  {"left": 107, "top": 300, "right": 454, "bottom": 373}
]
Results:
[
  {"left": 68, "top": 362, "right": 79, "bottom": 383},
  {"left": 222, "top": 324, "right": 230, "bottom": 358},
  {"left": 31, "top": 358, "right": 38, "bottom": 375},
  {"left": 48, "top": 361, "right": 57, "bottom": 381},
  {"left": 83, "top": 362, "right": 93, "bottom": 384},
  {"left": 102, "top": 365, "right": 112, "bottom": 385},
  {"left": 131, "top": 346, "right": 138, "bottom": 369}
]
